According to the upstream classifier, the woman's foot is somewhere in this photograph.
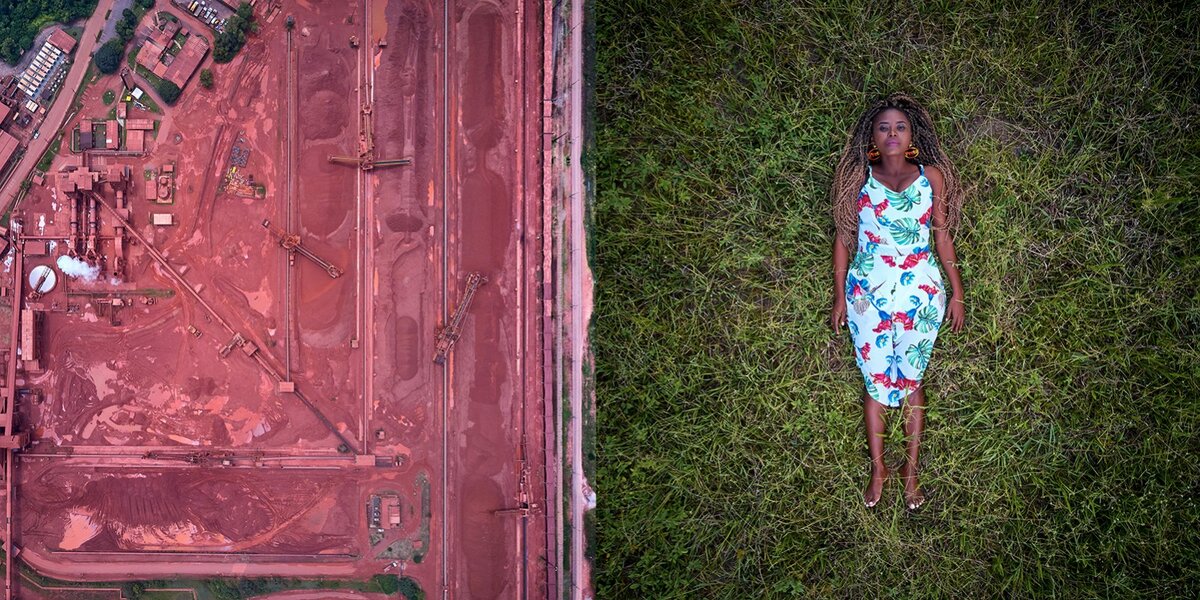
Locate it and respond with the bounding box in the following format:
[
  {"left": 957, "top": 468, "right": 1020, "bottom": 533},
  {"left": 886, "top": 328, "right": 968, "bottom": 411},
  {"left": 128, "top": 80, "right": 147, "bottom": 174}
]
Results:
[
  {"left": 901, "top": 462, "right": 925, "bottom": 510},
  {"left": 864, "top": 464, "right": 888, "bottom": 508}
]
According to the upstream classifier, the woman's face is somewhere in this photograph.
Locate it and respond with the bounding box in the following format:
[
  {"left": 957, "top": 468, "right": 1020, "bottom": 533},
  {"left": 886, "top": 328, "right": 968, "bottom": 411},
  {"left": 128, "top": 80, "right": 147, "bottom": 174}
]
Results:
[{"left": 871, "top": 108, "right": 913, "bottom": 156}]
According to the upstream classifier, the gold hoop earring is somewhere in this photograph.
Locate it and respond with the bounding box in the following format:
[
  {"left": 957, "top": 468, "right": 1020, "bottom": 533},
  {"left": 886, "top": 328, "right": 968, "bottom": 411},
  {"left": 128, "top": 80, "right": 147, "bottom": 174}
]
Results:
[
  {"left": 866, "top": 143, "right": 881, "bottom": 161},
  {"left": 904, "top": 143, "right": 920, "bottom": 159}
]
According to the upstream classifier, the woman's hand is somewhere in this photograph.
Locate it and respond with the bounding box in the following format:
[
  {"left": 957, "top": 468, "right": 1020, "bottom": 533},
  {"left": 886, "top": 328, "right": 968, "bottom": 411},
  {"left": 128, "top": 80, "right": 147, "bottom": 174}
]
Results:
[
  {"left": 831, "top": 295, "right": 848, "bottom": 334},
  {"left": 947, "top": 294, "right": 965, "bottom": 332}
]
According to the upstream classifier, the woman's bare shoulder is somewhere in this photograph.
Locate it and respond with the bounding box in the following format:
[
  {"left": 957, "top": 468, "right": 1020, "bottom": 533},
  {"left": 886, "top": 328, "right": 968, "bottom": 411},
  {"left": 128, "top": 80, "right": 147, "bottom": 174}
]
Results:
[{"left": 923, "top": 164, "right": 945, "bottom": 185}]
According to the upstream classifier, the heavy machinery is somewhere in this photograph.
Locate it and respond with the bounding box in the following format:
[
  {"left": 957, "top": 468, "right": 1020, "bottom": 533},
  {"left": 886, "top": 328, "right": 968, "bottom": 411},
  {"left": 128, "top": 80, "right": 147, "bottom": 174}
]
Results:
[
  {"left": 433, "top": 272, "right": 486, "bottom": 365},
  {"left": 261, "top": 219, "right": 342, "bottom": 278},
  {"left": 328, "top": 103, "right": 412, "bottom": 170}
]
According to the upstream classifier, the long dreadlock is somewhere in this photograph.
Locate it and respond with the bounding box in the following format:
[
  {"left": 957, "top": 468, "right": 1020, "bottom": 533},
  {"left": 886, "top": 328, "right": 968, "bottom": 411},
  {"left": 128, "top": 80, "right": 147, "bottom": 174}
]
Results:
[{"left": 831, "top": 93, "right": 964, "bottom": 250}]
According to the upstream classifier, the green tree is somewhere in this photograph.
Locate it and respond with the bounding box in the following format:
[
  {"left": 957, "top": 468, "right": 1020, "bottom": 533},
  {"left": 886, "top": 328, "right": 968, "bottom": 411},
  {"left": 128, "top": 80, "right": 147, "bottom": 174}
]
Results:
[
  {"left": 136, "top": 0, "right": 156, "bottom": 9},
  {"left": 156, "top": 80, "right": 181, "bottom": 105},
  {"left": 0, "top": 0, "right": 95, "bottom": 65},
  {"left": 212, "top": 3, "right": 256, "bottom": 63},
  {"left": 397, "top": 577, "right": 425, "bottom": 600},
  {"left": 199, "top": 68, "right": 213, "bottom": 89},
  {"left": 122, "top": 581, "right": 147, "bottom": 600},
  {"left": 94, "top": 40, "right": 123, "bottom": 74},
  {"left": 372, "top": 574, "right": 400, "bottom": 594},
  {"left": 114, "top": 7, "right": 141, "bottom": 45},
  {"left": 115, "top": 19, "right": 135, "bottom": 45}
]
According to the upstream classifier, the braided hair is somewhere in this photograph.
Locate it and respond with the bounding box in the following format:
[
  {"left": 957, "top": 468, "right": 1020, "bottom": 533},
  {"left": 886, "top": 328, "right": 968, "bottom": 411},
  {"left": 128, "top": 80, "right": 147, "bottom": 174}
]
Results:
[{"left": 831, "top": 93, "right": 963, "bottom": 249}]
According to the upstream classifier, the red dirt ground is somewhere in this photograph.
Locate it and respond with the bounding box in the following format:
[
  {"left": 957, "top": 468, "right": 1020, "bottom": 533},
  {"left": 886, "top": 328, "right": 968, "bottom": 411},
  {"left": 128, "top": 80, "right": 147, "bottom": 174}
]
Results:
[
  {"left": 441, "top": 1, "right": 547, "bottom": 598},
  {"left": 5, "top": 1, "right": 548, "bottom": 597}
]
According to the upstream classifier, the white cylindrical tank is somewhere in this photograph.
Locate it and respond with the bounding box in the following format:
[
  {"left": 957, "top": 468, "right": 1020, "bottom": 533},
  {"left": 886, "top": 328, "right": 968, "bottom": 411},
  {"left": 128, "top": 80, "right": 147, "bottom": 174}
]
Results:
[{"left": 28, "top": 265, "right": 57, "bottom": 294}]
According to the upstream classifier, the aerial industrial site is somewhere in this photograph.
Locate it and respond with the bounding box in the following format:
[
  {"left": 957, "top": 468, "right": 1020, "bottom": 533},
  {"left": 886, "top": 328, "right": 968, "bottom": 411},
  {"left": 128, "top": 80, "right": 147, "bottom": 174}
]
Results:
[{"left": 0, "top": 0, "right": 591, "bottom": 598}]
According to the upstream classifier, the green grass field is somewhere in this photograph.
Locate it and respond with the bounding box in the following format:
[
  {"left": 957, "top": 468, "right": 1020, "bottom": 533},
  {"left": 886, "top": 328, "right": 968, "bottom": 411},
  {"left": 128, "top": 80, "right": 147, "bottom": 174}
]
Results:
[{"left": 595, "top": 1, "right": 1199, "bottom": 597}]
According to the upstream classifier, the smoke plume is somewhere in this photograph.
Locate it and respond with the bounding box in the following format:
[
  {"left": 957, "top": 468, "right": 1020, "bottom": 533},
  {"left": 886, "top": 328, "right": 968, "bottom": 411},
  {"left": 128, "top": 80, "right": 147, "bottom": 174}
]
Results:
[{"left": 56, "top": 255, "right": 100, "bottom": 282}]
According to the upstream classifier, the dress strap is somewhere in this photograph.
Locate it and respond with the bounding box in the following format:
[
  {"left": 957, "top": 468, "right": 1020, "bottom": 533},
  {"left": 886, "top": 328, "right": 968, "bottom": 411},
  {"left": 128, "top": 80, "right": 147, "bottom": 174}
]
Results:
[{"left": 918, "top": 163, "right": 924, "bottom": 176}]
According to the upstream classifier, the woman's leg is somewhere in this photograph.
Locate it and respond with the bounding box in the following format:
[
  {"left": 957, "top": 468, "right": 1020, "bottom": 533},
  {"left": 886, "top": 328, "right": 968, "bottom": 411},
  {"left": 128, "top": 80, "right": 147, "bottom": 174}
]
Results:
[
  {"left": 863, "top": 391, "right": 888, "bottom": 507},
  {"left": 901, "top": 385, "right": 926, "bottom": 509}
]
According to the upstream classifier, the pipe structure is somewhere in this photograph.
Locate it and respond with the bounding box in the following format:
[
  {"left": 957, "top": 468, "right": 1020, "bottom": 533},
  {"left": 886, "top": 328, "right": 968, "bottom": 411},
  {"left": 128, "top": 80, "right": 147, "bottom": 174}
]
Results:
[
  {"left": 68, "top": 193, "right": 79, "bottom": 257},
  {"left": 85, "top": 193, "right": 98, "bottom": 260}
]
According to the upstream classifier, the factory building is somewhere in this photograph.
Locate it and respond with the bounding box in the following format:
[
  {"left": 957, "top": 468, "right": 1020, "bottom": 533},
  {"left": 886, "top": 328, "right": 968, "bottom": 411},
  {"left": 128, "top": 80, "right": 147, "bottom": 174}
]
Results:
[
  {"left": 16, "top": 28, "right": 75, "bottom": 100},
  {"left": 0, "top": 130, "right": 18, "bottom": 173},
  {"left": 136, "top": 18, "right": 210, "bottom": 89}
]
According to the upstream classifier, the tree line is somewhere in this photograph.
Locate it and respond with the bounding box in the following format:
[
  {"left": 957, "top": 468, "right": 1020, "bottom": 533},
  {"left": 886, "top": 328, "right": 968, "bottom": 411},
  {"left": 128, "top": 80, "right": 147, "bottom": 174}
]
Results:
[
  {"left": 0, "top": 0, "right": 97, "bottom": 65},
  {"left": 93, "top": 0, "right": 156, "bottom": 75},
  {"left": 212, "top": 2, "right": 257, "bottom": 63}
]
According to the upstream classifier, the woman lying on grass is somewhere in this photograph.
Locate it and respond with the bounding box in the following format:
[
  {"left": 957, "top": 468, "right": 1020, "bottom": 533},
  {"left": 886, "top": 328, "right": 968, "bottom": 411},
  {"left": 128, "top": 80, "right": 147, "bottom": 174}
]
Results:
[{"left": 829, "top": 93, "right": 966, "bottom": 510}]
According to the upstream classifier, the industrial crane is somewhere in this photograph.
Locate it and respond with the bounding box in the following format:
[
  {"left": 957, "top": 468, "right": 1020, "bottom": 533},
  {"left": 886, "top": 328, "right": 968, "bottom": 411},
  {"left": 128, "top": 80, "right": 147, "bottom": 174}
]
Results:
[
  {"left": 433, "top": 272, "right": 486, "bottom": 365},
  {"left": 261, "top": 219, "right": 342, "bottom": 278},
  {"left": 328, "top": 103, "right": 412, "bottom": 170}
]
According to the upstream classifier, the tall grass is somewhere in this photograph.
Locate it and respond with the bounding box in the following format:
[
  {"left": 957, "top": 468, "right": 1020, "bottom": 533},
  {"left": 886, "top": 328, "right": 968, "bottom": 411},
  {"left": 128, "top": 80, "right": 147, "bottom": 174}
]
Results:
[{"left": 594, "top": 1, "right": 1199, "bottom": 597}]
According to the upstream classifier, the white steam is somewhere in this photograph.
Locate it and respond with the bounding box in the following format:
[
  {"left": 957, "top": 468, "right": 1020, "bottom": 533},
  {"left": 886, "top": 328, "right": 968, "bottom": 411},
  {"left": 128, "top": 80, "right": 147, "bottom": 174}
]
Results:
[{"left": 57, "top": 255, "right": 100, "bottom": 282}]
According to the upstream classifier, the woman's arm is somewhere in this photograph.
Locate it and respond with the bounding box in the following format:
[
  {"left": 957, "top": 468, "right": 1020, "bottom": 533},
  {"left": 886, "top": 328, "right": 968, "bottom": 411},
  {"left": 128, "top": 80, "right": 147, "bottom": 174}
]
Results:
[
  {"left": 830, "top": 235, "right": 850, "bottom": 333},
  {"left": 925, "top": 165, "right": 965, "bottom": 332}
]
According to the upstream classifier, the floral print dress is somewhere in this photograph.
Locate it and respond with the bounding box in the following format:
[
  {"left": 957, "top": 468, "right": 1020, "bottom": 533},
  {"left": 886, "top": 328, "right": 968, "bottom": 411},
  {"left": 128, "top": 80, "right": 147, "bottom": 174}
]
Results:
[{"left": 845, "top": 164, "right": 947, "bottom": 408}]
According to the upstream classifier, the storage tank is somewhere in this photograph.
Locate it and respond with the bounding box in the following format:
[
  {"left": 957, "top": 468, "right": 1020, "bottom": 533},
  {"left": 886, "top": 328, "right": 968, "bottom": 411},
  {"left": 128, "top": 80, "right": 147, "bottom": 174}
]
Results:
[{"left": 28, "top": 265, "right": 57, "bottom": 294}]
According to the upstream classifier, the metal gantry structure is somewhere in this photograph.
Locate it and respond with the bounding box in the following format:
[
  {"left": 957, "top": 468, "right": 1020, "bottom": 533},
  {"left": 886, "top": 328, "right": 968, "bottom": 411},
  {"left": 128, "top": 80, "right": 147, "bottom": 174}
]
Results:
[
  {"left": 328, "top": 81, "right": 412, "bottom": 170},
  {"left": 433, "top": 272, "right": 487, "bottom": 365},
  {"left": 261, "top": 219, "right": 343, "bottom": 278}
]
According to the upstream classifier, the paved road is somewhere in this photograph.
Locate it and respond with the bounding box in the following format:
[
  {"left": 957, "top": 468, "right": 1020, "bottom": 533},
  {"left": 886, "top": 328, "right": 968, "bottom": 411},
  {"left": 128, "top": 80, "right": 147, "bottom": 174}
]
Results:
[
  {"left": 0, "top": 0, "right": 117, "bottom": 211},
  {"left": 98, "top": 0, "right": 136, "bottom": 45}
]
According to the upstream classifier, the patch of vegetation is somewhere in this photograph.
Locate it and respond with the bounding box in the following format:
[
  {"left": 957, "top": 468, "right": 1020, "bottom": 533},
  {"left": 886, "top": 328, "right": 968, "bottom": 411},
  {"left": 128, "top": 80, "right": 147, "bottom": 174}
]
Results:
[
  {"left": 114, "top": 8, "right": 137, "bottom": 46},
  {"left": 156, "top": 80, "right": 180, "bottom": 104},
  {"left": 596, "top": 1, "right": 1200, "bottom": 599},
  {"left": 199, "top": 68, "right": 213, "bottom": 89},
  {"left": 372, "top": 574, "right": 400, "bottom": 595},
  {"left": 34, "top": 133, "right": 62, "bottom": 172},
  {"left": 122, "top": 581, "right": 148, "bottom": 600},
  {"left": 7, "top": 560, "right": 421, "bottom": 600},
  {"left": 128, "top": 46, "right": 181, "bottom": 107},
  {"left": 79, "top": 68, "right": 102, "bottom": 111},
  {"left": 397, "top": 577, "right": 425, "bottom": 600},
  {"left": 212, "top": 2, "right": 257, "bottom": 63},
  {"left": 0, "top": 0, "right": 96, "bottom": 65},
  {"left": 102, "top": 89, "right": 115, "bottom": 105},
  {"left": 104, "top": 0, "right": 155, "bottom": 74},
  {"left": 94, "top": 39, "right": 123, "bottom": 73},
  {"left": 168, "top": 30, "right": 186, "bottom": 52},
  {"left": 137, "top": 90, "right": 163, "bottom": 114}
]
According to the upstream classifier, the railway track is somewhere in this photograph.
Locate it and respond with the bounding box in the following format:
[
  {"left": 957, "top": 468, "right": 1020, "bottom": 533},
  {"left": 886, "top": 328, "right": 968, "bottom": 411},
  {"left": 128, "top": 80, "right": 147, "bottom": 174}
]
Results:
[{"left": 284, "top": 20, "right": 297, "bottom": 379}]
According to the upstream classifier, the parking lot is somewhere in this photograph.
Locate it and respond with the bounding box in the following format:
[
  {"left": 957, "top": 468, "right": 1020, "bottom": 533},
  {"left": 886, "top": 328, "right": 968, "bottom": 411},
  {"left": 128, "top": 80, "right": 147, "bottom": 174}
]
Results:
[{"left": 171, "top": 0, "right": 234, "bottom": 32}]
